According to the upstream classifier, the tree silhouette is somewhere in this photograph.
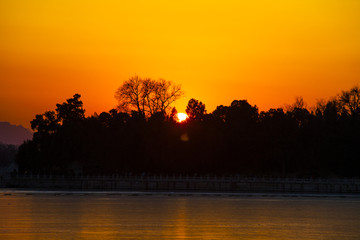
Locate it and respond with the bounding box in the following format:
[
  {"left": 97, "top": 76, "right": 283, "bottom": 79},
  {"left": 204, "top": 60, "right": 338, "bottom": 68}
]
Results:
[
  {"left": 186, "top": 98, "right": 206, "bottom": 121},
  {"left": 228, "top": 100, "right": 259, "bottom": 123},
  {"left": 169, "top": 107, "right": 178, "bottom": 122},
  {"left": 31, "top": 111, "right": 60, "bottom": 137},
  {"left": 15, "top": 85, "right": 360, "bottom": 177},
  {"left": 115, "top": 76, "right": 183, "bottom": 117},
  {"left": 56, "top": 93, "right": 85, "bottom": 124},
  {"left": 339, "top": 86, "right": 360, "bottom": 117}
]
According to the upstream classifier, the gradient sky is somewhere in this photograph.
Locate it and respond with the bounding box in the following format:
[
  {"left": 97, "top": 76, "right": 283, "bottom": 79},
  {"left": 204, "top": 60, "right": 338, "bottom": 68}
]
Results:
[{"left": 1, "top": 0, "right": 359, "bottom": 128}]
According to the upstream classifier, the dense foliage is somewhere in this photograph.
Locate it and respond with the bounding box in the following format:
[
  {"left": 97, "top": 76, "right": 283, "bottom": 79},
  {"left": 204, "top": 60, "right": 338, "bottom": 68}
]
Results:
[{"left": 17, "top": 86, "right": 360, "bottom": 177}]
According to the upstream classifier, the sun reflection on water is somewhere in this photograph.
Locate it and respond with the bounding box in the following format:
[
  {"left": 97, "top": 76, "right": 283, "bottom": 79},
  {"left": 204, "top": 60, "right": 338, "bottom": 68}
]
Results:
[{"left": 1, "top": 193, "right": 360, "bottom": 240}]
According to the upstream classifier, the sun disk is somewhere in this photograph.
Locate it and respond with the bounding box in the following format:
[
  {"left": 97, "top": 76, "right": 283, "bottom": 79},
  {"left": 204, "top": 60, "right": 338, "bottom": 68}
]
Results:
[{"left": 177, "top": 113, "right": 188, "bottom": 122}]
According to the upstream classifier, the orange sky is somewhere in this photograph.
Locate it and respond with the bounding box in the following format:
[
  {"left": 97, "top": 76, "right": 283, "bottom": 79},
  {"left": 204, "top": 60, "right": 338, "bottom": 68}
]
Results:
[{"left": 1, "top": 0, "right": 359, "bottom": 128}]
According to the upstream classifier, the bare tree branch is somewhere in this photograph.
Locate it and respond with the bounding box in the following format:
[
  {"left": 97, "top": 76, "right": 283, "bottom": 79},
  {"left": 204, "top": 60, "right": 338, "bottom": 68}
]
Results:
[{"left": 115, "top": 76, "right": 184, "bottom": 117}]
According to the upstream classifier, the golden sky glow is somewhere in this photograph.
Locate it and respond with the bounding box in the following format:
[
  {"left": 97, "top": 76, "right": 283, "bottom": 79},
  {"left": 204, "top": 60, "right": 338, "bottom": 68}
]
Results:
[{"left": 1, "top": 0, "right": 360, "bottom": 128}]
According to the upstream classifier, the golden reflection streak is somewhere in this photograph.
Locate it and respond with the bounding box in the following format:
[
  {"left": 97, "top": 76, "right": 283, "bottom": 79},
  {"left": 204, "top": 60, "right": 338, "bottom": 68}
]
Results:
[{"left": 0, "top": 195, "right": 32, "bottom": 240}]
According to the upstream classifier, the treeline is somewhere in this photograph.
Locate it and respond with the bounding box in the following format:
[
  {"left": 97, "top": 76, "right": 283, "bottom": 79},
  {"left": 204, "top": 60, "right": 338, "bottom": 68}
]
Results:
[
  {"left": 0, "top": 143, "right": 17, "bottom": 170},
  {"left": 17, "top": 85, "right": 360, "bottom": 177}
]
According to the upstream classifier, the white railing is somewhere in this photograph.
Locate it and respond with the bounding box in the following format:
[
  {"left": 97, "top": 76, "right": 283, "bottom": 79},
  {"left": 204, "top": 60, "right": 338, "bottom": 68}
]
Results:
[{"left": 2, "top": 174, "right": 360, "bottom": 193}]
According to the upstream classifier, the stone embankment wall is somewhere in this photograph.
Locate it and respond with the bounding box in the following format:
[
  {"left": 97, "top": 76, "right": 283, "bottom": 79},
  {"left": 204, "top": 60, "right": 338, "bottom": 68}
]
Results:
[{"left": 2, "top": 175, "right": 360, "bottom": 194}]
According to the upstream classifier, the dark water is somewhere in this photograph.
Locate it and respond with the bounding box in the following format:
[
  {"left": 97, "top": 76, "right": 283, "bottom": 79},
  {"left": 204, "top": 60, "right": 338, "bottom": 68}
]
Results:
[{"left": 0, "top": 191, "right": 360, "bottom": 240}]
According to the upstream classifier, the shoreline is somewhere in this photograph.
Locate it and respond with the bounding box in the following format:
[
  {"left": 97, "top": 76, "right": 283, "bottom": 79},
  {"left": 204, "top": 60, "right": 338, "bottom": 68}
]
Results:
[{"left": 1, "top": 188, "right": 360, "bottom": 198}]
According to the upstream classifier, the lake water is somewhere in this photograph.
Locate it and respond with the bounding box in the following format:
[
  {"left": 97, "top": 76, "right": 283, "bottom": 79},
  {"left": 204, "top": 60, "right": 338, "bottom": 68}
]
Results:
[{"left": 0, "top": 191, "right": 360, "bottom": 240}]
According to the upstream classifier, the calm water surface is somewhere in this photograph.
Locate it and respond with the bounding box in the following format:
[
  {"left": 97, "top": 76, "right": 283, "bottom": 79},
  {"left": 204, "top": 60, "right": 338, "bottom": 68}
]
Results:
[{"left": 0, "top": 191, "right": 359, "bottom": 240}]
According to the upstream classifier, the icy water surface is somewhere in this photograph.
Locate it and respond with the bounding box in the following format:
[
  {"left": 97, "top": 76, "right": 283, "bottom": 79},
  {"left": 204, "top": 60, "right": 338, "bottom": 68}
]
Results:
[{"left": 0, "top": 191, "right": 360, "bottom": 240}]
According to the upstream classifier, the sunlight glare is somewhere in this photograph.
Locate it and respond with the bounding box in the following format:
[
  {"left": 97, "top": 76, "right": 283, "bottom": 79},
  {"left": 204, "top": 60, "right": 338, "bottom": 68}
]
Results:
[{"left": 177, "top": 113, "right": 188, "bottom": 122}]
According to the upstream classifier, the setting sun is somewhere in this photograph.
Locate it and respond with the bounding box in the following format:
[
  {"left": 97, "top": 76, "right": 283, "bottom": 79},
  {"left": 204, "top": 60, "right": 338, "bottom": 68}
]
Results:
[
  {"left": 177, "top": 113, "right": 188, "bottom": 122},
  {"left": 1, "top": 1, "right": 360, "bottom": 128},
  {"left": 1, "top": 1, "right": 360, "bottom": 239}
]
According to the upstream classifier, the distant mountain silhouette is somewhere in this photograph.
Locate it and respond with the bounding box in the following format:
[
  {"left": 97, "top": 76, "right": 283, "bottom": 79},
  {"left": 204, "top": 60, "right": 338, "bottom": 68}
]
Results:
[{"left": 0, "top": 122, "right": 33, "bottom": 145}]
